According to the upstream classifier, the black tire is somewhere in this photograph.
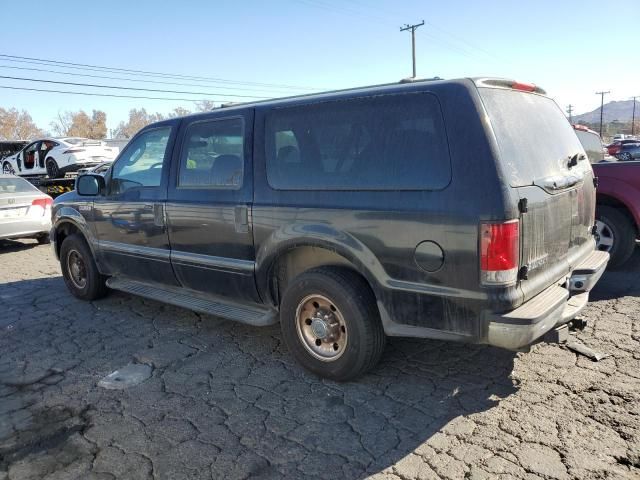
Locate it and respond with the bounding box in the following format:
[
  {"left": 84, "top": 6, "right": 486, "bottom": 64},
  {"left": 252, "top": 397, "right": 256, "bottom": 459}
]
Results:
[
  {"left": 37, "top": 233, "right": 50, "bottom": 245},
  {"left": 280, "top": 267, "right": 385, "bottom": 381},
  {"left": 60, "top": 234, "right": 108, "bottom": 300},
  {"left": 46, "top": 158, "right": 61, "bottom": 178},
  {"left": 596, "top": 205, "right": 637, "bottom": 269}
]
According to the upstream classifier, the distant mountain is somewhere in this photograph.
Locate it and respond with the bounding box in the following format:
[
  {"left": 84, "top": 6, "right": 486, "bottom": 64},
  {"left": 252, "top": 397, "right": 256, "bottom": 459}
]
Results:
[{"left": 573, "top": 99, "right": 639, "bottom": 124}]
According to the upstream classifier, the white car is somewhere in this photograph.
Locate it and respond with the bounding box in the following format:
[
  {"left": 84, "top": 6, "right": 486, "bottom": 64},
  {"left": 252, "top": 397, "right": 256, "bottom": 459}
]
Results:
[
  {"left": 1, "top": 137, "right": 119, "bottom": 178},
  {"left": 0, "top": 175, "right": 52, "bottom": 244}
]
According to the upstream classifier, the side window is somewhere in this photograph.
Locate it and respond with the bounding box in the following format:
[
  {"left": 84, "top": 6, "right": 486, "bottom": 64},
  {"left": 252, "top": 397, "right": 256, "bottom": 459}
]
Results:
[
  {"left": 265, "top": 93, "right": 451, "bottom": 190},
  {"left": 110, "top": 127, "right": 171, "bottom": 195},
  {"left": 178, "top": 118, "right": 244, "bottom": 189}
]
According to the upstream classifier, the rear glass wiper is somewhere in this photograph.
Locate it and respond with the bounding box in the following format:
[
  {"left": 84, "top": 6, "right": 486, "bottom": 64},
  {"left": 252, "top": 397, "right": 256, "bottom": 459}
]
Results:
[{"left": 567, "top": 152, "right": 586, "bottom": 169}]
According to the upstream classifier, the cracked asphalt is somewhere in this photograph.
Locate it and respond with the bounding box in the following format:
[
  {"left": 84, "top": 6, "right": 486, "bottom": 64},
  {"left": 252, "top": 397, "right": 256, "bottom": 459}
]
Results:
[{"left": 0, "top": 240, "right": 638, "bottom": 480}]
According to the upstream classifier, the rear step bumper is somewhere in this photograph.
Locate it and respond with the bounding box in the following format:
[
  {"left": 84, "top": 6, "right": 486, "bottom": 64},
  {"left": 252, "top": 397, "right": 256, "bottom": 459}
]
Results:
[{"left": 485, "top": 250, "right": 609, "bottom": 350}]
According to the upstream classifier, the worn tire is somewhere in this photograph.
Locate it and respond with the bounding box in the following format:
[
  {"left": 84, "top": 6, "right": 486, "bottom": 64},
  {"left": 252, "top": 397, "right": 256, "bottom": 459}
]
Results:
[
  {"left": 60, "top": 234, "right": 108, "bottom": 300},
  {"left": 46, "top": 158, "right": 61, "bottom": 178},
  {"left": 596, "top": 205, "right": 637, "bottom": 269},
  {"left": 2, "top": 162, "right": 15, "bottom": 175},
  {"left": 37, "top": 233, "right": 50, "bottom": 245},
  {"left": 280, "top": 267, "right": 385, "bottom": 381}
]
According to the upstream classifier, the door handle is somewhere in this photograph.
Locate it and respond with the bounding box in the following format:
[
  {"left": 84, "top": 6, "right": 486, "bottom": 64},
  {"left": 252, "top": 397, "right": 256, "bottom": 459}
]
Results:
[{"left": 234, "top": 206, "right": 249, "bottom": 233}]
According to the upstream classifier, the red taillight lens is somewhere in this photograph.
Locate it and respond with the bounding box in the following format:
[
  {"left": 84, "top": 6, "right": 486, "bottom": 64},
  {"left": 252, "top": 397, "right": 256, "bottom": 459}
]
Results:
[
  {"left": 480, "top": 220, "right": 519, "bottom": 285},
  {"left": 511, "top": 81, "right": 537, "bottom": 92},
  {"left": 31, "top": 197, "right": 53, "bottom": 208},
  {"left": 607, "top": 144, "right": 621, "bottom": 155},
  {"left": 63, "top": 148, "right": 85, "bottom": 154}
]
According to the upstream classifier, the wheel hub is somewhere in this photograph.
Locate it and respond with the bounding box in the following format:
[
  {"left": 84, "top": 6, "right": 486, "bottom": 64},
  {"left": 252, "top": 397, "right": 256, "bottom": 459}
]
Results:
[{"left": 295, "top": 294, "right": 348, "bottom": 362}]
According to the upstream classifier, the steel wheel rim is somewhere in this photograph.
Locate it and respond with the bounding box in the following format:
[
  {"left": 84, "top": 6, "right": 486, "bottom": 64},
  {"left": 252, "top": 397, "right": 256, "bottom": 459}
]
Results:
[
  {"left": 295, "top": 294, "right": 348, "bottom": 362},
  {"left": 595, "top": 219, "right": 614, "bottom": 252},
  {"left": 67, "top": 249, "right": 88, "bottom": 289}
]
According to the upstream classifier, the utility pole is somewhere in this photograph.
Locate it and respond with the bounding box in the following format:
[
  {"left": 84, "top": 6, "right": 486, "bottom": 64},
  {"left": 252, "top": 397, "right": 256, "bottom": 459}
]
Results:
[
  {"left": 566, "top": 104, "right": 574, "bottom": 123},
  {"left": 595, "top": 91, "right": 610, "bottom": 137},
  {"left": 400, "top": 20, "right": 424, "bottom": 79},
  {"left": 631, "top": 96, "right": 639, "bottom": 136}
]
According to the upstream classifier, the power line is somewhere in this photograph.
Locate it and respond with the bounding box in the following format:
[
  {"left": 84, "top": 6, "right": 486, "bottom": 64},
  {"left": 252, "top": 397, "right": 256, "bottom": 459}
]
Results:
[
  {"left": 595, "top": 91, "right": 610, "bottom": 137},
  {"left": 0, "top": 63, "right": 303, "bottom": 94},
  {"left": 0, "top": 84, "right": 239, "bottom": 102},
  {"left": 0, "top": 74, "right": 268, "bottom": 99},
  {"left": 400, "top": 21, "right": 425, "bottom": 78},
  {"left": 0, "top": 54, "right": 319, "bottom": 90}
]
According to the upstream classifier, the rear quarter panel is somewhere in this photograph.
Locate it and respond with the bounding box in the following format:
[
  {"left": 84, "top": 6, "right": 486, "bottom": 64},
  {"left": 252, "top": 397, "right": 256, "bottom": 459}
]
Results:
[{"left": 252, "top": 80, "right": 515, "bottom": 339}]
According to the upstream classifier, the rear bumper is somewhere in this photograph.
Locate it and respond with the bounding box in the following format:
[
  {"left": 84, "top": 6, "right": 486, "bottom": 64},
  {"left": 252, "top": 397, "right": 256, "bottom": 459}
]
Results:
[
  {"left": 0, "top": 217, "right": 52, "bottom": 240},
  {"left": 485, "top": 250, "right": 609, "bottom": 350}
]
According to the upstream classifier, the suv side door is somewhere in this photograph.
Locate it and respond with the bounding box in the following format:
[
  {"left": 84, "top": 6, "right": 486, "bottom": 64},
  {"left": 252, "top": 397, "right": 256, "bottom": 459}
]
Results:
[
  {"left": 93, "top": 120, "right": 179, "bottom": 286},
  {"left": 165, "top": 109, "right": 261, "bottom": 303}
]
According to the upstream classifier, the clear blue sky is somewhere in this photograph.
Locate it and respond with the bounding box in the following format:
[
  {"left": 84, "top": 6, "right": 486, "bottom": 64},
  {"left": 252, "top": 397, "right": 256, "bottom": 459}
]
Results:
[{"left": 0, "top": 0, "right": 637, "bottom": 135}]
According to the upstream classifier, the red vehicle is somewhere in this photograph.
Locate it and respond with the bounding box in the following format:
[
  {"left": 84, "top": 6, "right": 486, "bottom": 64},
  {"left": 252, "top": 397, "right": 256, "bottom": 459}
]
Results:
[{"left": 593, "top": 161, "right": 640, "bottom": 267}]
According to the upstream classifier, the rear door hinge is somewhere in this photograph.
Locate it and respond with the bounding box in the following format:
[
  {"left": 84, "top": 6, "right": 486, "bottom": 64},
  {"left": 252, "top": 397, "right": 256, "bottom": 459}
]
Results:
[
  {"left": 518, "top": 198, "right": 528, "bottom": 213},
  {"left": 593, "top": 176, "right": 599, "bottom": 188}
]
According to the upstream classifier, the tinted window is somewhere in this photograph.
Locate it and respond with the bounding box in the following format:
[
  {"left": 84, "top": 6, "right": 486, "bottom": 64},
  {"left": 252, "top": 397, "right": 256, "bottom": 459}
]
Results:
[
  {"left": 178, "top": 118, "right": 244, "bottom": 189},
  {"left": 110, "top": 127, "right": 171, "bottom": 195},
  {"left": 479, "top": 88, "right": 588, "bottom": 187},
  {"left": 265, "top": 93, "right": 451, "bottom": 190}
]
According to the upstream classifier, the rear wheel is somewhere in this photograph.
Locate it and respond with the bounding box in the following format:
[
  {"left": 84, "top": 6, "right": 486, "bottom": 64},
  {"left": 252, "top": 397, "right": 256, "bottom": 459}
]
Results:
[
  {"left": 46, "top": 158, "right": 61, "bottom": 178},
  {"left": 60, "top": 234, "right": 108, "bottom": 300},
  {"left": 595, "top": 205, "right": 636, "bottom": 269},
  {"left": 620, "top": 152, "right": 633, "bottom": 161},
  {"left": 2, "top": 162, "right": 15, "bottom": 175},
  {"left": 280, "top": 267, "right": 385, "bottom": 381}
]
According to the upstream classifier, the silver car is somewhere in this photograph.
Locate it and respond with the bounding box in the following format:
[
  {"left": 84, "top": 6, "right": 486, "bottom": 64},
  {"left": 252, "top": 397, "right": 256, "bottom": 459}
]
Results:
[{"left": 0, "top": 175, "right": 53, "bottom": 244}]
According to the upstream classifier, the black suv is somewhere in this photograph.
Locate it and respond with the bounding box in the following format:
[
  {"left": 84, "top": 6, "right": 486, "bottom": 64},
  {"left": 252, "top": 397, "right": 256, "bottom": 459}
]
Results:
[{"left": 52, "top": 78, "right": 609, "bottom": 380}]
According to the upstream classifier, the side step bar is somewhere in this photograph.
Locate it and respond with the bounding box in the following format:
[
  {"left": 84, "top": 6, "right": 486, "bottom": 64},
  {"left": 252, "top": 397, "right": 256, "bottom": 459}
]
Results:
[{"left": 106, "top": 277, "right": 278, "bottom": 327}]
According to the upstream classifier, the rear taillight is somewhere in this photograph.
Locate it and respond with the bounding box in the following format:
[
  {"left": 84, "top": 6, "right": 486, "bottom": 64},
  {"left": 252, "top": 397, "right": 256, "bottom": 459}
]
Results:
[
  {"left": 480, "top": 220, "right": 519, "bottom": 285},
  {"left": 31, "top": 197, "right": 53, "bottom": 209},
  {"left": 511, "top": 81, "right": 537, "bottom": 92},
  {"left": 63, "top": 148, "right": 85, "bottom": 154},
  {"left": 607, "top": 144, "right": 621, "bottom": 155}
]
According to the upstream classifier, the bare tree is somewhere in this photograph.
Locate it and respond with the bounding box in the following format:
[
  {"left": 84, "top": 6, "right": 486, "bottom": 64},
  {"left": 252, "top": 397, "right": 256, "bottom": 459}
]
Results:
[
  {"left": 112, "top": 108, "right": 165, "bottom": 139},
  {"left": 50, "top": 110, "right": 108, "bottom": 139},
  {"left": 0, "top": 107, "right": 44, "bottom": 140},
  {"left": 195, "top": 100, "right": 216, "bottom": 112},
  {"left": 167, "top": 107, "right": 191, "bottom": 118}
]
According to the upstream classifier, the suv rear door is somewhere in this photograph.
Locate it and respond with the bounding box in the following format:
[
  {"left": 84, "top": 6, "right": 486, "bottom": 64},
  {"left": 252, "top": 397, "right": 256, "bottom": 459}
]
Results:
[
  {"left": 165, "top": 109, "right": 260, "bottom": 303},
  {"left": 479, "top": 85, "right": 596, "bottom": 302}
]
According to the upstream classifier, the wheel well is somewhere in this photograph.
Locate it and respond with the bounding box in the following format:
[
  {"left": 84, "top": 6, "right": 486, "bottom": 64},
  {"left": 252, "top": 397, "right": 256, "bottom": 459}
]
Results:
[
  {"left": 269, "top": 246, "right": 375, "bottom": 307},
  {"left": 597, "top": 194, "right": 639, "bottom": 235},
  {"left": 54, "top": 222, "right": 81, "bottom": 257}
]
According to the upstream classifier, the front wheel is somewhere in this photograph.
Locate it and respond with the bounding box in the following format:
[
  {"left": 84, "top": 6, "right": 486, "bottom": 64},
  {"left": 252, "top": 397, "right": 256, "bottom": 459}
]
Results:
[
  {"left": 46, "top": 158, "right": 61, "bottom": 178},
  {"left": 280, "top": 267, "right": 385, "bottom": 381},
  {"left": 595, "top": 206, "right": 636, "bottom": 269},
  {"left": 2, "top": 162, "right": 15, "bottom": 175},
  {"left": 60, "top": 234, "right": 108, "bottom": 300}
]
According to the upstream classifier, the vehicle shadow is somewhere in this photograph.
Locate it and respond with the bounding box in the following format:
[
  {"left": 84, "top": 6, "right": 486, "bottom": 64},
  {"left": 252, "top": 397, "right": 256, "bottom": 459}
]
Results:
[
  {"left": 0, "top": 275, "right": 519, "bottom": 478},
  {"left": 590, "top": 245, "right": 640, "bottom": 301},
  {"left": 0, "top": 239, "right": 40, "bottom": 254}
]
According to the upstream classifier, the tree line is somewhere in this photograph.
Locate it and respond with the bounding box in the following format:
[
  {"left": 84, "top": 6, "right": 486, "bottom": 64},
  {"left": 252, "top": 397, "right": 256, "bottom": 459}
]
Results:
[{"left": 0, "top": 100, "right": 216, "bottom": 141}]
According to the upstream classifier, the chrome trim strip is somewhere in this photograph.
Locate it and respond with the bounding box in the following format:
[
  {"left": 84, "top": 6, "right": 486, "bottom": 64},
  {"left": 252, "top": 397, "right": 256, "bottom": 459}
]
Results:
[
  {"left": 170, "top": 250, "right": 255, "bottom": 273},
  {"left": 97, "top": 240, "right": 171, "bottom": 262}
]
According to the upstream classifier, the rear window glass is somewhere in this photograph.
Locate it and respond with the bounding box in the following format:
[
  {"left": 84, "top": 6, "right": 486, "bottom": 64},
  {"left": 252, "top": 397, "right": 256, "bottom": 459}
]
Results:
[
  {"left": 265, "top": 93, "right": 451, "bottom": 190},
  {"left": 0, "top": 177, "right": 39, "bottom": 194},
  {"left": 575, "top": 130, "right": 604, "bottom": 163},
  {"left": 479, "top": 88, "right": 586, "bottom": 187}
]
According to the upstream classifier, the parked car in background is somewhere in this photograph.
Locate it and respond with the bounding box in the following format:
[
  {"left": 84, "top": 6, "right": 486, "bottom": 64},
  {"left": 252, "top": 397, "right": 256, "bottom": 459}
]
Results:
[
  {"left": 592, "top": 161, "right": 640, "bottom": 267},
  {"left": 2, "top": 137, "right": 119, "bottom": 178},
  {"left": 606, "top": 139, "right": 640, "bottom": 161},
  {"left": 51, "top": 77, "right": 608, "bottom": 380},
  {"left": 0, "top": 141, "right": 28, "bottom": 162},
  {"left": 573, "top": 124, "right": 606, "bottom": 163},
  {"left": 0, "top": 175, "right": 52, "bottom": 244}
]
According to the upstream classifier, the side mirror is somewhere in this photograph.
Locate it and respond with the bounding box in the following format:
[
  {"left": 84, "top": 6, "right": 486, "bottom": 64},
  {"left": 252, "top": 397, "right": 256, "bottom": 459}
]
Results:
[{"left": 76, "top": 174, "right": 105, "bottom": 196}]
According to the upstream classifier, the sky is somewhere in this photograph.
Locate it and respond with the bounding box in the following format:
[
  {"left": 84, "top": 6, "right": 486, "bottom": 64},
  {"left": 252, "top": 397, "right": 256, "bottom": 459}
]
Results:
[{"left": 0, "top": 0, "right": 637, "bottom": 135}]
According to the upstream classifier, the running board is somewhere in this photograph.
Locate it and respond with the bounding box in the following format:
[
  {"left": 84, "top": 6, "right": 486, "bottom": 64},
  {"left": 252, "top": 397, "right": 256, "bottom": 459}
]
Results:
[{"left": 106, "top": 278, "right": 278, "bottom": 327}]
